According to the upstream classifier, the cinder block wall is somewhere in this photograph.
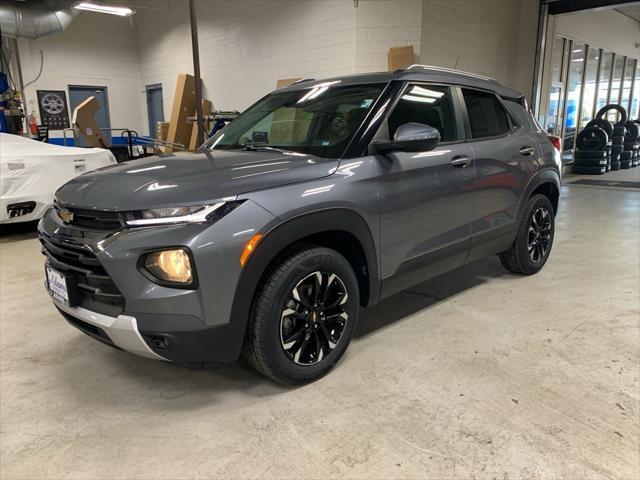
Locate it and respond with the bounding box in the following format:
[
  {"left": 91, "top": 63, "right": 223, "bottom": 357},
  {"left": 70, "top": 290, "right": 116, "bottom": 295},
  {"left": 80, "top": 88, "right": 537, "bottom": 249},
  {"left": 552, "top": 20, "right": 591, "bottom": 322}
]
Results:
[
  {"left": 354, "top": 0, "right": 423, "bottom": 73},
  {"left": 16, "top": 0, "right": 539, "bottom": 139},
  {"left": 420, "top": 0, "right": 537, "bottom": 99},
  {"left": 134, "top": 0, "right": 357, "bottom": 116},
  {"left": 17, "top": 12, "right": 145, "bottom": 138}
]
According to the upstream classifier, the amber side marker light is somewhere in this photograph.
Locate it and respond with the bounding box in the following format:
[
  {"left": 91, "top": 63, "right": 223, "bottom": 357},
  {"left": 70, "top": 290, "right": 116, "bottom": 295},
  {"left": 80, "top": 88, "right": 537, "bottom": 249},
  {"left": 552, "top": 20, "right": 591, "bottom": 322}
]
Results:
[{"left": 240, "top": 234, "right": 263, "bottom": 267}]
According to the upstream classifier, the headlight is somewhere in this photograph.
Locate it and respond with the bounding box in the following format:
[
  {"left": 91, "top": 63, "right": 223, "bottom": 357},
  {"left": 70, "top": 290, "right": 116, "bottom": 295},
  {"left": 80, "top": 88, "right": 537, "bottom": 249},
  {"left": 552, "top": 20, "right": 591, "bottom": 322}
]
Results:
[
  {"left": 121, "top": 201, "right": 244, "bottom": 227},
  {"left": 142, "top": 248, "right": 195, "bottom": 287}
]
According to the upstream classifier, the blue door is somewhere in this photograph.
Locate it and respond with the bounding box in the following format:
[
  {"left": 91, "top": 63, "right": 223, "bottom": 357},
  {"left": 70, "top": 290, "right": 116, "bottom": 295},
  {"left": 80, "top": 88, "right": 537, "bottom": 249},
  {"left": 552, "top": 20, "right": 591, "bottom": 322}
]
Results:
[
  {"left": 146, "top": 84, "right": 164, "bottom": 137},
  {"left": 69, "top": 85, "right": 111, "bottom": 146}
]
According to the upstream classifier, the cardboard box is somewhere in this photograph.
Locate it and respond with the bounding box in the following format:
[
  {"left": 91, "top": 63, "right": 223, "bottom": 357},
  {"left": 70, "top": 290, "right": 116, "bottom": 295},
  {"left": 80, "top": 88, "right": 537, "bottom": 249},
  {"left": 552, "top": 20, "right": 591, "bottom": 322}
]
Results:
[
  {"left": 387, "top": 46, "right": 414, "bottom": 71},
  {"left": 155, "top": 122, "right": 169, "bottom": 141},
  {"left": 165, "top": 73, "right": 196, "bottom": 152},
  {"left": 276, "top": 78, "right": 302, "bottom": 88},
  {"left": 72, "top": 96, "right": 109, "bottom": 148}
]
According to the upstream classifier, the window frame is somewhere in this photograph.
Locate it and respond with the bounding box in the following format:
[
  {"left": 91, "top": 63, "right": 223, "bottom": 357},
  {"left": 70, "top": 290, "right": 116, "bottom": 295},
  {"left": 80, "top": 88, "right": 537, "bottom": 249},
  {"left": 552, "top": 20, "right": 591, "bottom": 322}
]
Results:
[
  {"left": 377, "top": 81, "right": 467, "bottom": 146},
  {"left": 457, "top": 86, "right": 518, "bottom": 142}
]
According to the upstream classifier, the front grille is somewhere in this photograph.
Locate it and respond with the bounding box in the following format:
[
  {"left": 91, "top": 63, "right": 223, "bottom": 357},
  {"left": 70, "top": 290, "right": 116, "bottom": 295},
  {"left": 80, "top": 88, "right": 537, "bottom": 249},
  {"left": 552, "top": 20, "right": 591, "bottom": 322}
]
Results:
[
  {"left": 40, "top": 233, "right": 125, "bottom": 317},
  {"left": 54, "top": 205, "right": 122, "bottom": 231}
]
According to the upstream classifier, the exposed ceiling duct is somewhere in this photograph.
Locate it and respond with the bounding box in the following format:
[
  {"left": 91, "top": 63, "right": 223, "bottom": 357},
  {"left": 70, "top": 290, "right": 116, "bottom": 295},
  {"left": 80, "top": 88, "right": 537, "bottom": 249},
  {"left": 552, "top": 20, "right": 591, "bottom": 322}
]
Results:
[{"left": 0, "top": 0, "right": 80, "bottom": 39}]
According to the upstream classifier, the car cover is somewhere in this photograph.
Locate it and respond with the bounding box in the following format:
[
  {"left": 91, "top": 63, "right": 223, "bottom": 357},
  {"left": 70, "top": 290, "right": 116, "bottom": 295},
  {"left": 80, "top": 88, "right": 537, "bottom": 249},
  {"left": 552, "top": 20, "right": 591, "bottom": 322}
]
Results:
[{"left": 0, "top": 133, "right": 117, "bottom": 223}]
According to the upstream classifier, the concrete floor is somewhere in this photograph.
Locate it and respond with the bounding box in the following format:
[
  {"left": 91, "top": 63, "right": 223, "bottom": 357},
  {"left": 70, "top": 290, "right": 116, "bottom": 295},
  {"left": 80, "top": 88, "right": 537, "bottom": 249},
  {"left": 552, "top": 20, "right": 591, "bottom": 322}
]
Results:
[{"left": 1, "top": 170, "right": 639, "bottom": 479}]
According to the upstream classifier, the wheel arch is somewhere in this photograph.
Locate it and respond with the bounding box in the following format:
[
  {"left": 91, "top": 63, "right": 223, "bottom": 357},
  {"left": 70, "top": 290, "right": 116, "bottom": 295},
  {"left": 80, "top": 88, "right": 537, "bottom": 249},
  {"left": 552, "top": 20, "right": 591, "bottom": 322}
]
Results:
[
  {"left": 229, "top": 208, "right": 380, "bottom": 327},
  {"left": 521, "top": 169, "right": 561, "bottom": 216}
]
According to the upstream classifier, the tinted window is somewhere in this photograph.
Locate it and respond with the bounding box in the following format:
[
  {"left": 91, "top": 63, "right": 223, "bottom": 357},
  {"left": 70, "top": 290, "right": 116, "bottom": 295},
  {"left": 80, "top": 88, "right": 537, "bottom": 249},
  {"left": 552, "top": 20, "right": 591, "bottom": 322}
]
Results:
[
  {"left": 388, "top": 84, "right": 459, "bottom": 142},
  {"left": 462, "top": 89, "right": 510, "bottom": 138}
]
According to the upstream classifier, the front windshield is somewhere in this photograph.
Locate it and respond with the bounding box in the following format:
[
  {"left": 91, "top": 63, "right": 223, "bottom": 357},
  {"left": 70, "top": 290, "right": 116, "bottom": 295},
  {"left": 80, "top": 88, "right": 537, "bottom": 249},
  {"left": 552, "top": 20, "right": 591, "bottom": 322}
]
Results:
[{"left": 207, "top": 82, "right": 386, "bottom": 158}]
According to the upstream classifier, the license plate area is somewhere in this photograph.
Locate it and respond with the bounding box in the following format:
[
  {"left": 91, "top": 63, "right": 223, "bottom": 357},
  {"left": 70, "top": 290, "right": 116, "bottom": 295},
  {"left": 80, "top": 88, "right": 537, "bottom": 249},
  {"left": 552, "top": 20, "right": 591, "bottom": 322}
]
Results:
[{"left": 46, "top": 265, "right": 78, "bottom": 307}]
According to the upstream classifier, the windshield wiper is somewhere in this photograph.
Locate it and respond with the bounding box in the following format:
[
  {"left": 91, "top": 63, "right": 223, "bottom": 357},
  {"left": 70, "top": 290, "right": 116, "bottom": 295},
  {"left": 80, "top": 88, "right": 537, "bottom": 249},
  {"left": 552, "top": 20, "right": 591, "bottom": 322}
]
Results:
[{"left": 242, "top": 145, "right": 297, "bottom": 154}]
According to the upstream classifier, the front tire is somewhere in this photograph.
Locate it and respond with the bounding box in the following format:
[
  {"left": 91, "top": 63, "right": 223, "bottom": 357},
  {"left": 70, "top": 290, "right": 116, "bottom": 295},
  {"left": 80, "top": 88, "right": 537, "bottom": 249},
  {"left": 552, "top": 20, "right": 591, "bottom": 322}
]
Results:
[
  {"left": 499, "top": 194, "right": 555, "bottom": 275},
  {"left": 242, "top": 246, "right": 360, "bottom": 384}
]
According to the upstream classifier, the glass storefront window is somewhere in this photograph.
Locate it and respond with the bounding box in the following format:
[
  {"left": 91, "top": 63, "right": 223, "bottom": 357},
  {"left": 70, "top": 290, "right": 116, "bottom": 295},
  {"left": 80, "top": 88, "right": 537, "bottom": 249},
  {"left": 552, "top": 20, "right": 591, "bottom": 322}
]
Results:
[
  {"left": 563, "top": 43, "right": 585, "bottom": 153},
  {"left": 542, "top": 36, "right": 639, "bottom": 162},
  {"left": 631, "top": 60, "right": 639, "bottom": 120},
  {"left": 580, "top": 47, "right": 599, "bottom": 128},
  {"left": 546, "top": 85, "right": 562, "bottom": 135},
  {"left": 596, "top": 51, "right": 613, "bottom": 114},
  {"left": 550, "top": 37, "right": 564, "bottom": 83},
  {"left": 608, "top": 55, "right": 624, "bottom": 122},
  {"left": 621, "top": 57, "right": 634, "bottom": 114}
]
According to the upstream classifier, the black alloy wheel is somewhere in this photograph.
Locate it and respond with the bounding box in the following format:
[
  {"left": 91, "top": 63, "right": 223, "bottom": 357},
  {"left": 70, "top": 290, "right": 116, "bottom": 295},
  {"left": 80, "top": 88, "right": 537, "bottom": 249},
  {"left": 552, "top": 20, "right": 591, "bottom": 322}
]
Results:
[
  {"left": 527, "top": 207, "right": 552, "bottom": 263},
  {"left": 499, "top": 194, "right": 555, "bottom": 275},
  {"left": 280, "top": 271, "right": 349, "bottom": 365},
  {"left": 243, "top": 246, "right": 359, "bottom": 384}
]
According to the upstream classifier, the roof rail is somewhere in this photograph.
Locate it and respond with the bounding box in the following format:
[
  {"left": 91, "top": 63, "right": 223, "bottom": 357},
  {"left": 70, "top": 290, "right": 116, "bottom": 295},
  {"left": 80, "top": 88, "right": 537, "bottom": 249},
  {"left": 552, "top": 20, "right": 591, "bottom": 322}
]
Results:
[
  {"left": 290, "top": 78, "right": 315, "bottom": 86},
  {"left": 404, "top": 64, "right": 497, "bottom": 82}
]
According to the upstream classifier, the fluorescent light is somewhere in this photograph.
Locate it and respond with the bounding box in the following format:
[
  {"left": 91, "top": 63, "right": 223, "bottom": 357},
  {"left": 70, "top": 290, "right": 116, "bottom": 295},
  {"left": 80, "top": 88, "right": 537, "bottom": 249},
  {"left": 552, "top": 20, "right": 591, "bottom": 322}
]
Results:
[
  {"left": 409, "top": 85, "right": 444, "bottom": 98},
  {"left": 74, "top": 2, "right": 135, "bottom": 16},
  {"left": 401, "top": 94, "right": 436, "bottom": 103}
]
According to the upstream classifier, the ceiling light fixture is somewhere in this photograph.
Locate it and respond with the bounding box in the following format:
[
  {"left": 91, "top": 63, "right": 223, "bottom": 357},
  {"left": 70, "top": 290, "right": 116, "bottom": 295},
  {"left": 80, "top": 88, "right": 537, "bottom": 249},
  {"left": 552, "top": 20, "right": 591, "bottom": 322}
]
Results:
[{"left": 74, "top": 2, "right": 135, "bottom": 16}]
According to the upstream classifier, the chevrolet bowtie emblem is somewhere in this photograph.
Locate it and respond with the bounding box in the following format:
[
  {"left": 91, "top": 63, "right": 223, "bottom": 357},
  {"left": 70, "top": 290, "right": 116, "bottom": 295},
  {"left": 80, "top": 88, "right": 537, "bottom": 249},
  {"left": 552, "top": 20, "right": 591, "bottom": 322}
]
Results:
[{"left": 58, "top": 208, "right": 74, "bottom": 224}]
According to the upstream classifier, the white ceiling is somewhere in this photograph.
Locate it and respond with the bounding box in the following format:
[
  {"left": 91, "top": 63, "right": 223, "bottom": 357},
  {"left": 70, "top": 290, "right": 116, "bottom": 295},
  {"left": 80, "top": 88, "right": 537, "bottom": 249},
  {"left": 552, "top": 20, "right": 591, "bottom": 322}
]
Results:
[{"left": 614, "top": 4, "right": 640, "bottom": 22}]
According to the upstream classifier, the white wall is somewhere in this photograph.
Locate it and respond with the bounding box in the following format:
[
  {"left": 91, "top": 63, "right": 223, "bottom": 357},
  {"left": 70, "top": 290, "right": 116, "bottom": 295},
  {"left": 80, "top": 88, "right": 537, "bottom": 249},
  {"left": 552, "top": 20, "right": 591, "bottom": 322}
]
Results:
[
  {"left": 554, "top": 9, "right": 640, "bottom": 60},
  {"left": 420, "top": 0, "right": 538, "bottom": 97},
  {"left": 14, "top": 0, "right": 545, "bottom": 140},
  {"left": 17, "top": 11, "right": 144, "bottom": 138},
  {"left": 355, "top": 0, "right": 422, "bottom": 74},
  {"left": 135, "top": 0, "right": 356, "bottom": 129}
]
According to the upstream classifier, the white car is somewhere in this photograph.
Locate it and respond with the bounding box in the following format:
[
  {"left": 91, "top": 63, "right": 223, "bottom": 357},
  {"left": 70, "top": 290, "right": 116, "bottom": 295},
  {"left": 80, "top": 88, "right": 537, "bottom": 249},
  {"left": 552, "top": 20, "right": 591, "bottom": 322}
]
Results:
[{"left": 0, "top": 133, "right": 117, "bottom": 224}]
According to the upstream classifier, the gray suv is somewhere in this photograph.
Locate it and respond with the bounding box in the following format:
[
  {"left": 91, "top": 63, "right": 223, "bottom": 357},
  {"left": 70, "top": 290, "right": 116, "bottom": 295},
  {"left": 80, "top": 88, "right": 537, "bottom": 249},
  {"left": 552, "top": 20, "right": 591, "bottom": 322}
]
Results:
[{"left": 39, "top": 66, "right": 561, "bottom": 384}]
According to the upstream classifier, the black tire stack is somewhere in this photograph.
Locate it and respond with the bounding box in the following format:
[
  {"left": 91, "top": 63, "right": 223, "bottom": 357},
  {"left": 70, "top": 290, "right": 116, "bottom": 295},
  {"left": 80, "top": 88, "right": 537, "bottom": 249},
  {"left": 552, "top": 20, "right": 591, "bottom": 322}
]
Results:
[
  {"left": 573, "top": 119, "right": 610, "bottom": 175},
  {"left": 622, "top": 119, "right": 640, "bottom": 168},
  {"left": 573, "top": 104, "right": 636, "bottom": 174}
]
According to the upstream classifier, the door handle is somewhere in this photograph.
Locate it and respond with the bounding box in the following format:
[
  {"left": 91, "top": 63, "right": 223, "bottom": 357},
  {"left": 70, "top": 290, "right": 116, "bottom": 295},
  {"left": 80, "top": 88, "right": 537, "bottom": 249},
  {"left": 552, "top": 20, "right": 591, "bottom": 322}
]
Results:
[
  {"left": 519, "top": 146, "right": 535, "bottom": 156},
  {"left": 451, "top": 155, "right": 472, "bottom": 168}
]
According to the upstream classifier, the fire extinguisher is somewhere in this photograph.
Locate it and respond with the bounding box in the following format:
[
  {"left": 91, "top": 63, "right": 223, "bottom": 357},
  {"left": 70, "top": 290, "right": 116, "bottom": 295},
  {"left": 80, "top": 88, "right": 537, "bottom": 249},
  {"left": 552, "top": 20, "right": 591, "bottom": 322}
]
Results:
[{"left": 28, "top": 112, "right": 38, "bottom": 136}]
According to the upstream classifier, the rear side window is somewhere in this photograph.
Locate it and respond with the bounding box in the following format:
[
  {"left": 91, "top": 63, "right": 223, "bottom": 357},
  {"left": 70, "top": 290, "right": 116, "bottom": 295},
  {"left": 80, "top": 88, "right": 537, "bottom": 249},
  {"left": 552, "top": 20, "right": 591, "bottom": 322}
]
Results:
[
  {"left": 388, "top": 84, "right": 460, "bottom": 142},
  {"left": 462, "top": 89, "right": 510, "bottom": 138}
]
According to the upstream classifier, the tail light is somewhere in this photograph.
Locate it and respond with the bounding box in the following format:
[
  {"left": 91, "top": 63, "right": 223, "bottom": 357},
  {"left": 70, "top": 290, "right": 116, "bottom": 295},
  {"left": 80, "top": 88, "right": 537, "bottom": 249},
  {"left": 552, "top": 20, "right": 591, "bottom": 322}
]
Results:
[{"left": 547, "top": 135, "right": 561, "bottom": 151}]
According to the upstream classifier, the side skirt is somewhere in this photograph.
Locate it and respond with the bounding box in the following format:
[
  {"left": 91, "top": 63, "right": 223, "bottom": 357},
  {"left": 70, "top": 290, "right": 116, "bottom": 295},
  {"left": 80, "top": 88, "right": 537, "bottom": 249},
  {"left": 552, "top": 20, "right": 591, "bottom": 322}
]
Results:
[
  {"left": 380, "top": 238, "right": 470, "bottom": 300},
  {"left": 466, "top": 223, "right": 517, "bottom": 264}
]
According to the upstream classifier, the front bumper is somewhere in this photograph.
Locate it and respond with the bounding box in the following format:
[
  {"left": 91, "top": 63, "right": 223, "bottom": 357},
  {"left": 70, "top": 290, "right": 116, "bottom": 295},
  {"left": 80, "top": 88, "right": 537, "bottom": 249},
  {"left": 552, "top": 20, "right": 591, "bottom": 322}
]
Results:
[
  {"left": 53, "top": 295, "right": 248, "bottom": 364},
  {"left": 0, "top": 195, "right": 50, "bottom": 224},
  {"left": 53, "top": 297, "right": 167, "bottom": 360},
  {"left": 39, "top": 200, "right": 276, "bottom": 363}
]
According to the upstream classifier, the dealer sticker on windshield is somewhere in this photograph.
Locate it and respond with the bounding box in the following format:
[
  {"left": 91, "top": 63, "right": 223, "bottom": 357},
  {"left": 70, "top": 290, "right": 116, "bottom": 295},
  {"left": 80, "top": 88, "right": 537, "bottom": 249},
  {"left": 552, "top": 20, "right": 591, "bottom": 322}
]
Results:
[{"left": 46, "top": 266, "right": 69, "bottom": 304}]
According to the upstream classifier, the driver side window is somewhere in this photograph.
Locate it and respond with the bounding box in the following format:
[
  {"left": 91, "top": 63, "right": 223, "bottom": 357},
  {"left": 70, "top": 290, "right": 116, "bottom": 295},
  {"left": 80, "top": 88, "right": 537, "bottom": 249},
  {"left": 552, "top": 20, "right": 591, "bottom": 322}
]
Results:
[{"left": 388, "top": 84, "right": 459, "bottom": 142}]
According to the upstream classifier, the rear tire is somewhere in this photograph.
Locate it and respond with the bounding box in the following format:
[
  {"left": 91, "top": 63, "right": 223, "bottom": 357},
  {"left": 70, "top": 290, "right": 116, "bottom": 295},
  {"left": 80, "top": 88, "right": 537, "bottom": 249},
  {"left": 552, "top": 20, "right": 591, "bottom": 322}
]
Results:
[
  {"left": 499, "top": 194, "right": 555, "bottom": 275},
  {"left": 242, "top": 246, "right": 359, "bottom": 384}
]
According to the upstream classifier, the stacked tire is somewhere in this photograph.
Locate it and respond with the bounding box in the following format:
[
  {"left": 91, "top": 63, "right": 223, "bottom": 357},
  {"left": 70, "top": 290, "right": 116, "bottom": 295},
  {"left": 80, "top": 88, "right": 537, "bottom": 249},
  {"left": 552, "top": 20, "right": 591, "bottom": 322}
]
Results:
[
  {"left": 573, "top": 117, "right": 611, "bottom": 175},
  {"left": 599, "top": 104, "right": 628, "bottom": 170},
  {"left": 622, "top": 119, "right": 639, "bottom": 168}
]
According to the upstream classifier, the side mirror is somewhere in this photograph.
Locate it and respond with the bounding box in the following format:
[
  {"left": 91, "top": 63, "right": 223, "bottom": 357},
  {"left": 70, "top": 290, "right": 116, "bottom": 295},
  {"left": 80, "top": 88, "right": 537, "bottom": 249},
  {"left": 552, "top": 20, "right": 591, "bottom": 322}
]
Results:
[{"left": 372, "top": 122, "right": 441, "bottom": 153}]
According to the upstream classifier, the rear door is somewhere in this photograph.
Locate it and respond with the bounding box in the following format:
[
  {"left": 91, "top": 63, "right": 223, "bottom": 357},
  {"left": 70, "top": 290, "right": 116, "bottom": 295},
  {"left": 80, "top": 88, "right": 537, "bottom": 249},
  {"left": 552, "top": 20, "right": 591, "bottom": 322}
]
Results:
[
  {"left": 459, "top": 88, "right": 532, "bottom": 245},
  {"left": 375, "top": 83, "right": 476, "bottom": 294}
]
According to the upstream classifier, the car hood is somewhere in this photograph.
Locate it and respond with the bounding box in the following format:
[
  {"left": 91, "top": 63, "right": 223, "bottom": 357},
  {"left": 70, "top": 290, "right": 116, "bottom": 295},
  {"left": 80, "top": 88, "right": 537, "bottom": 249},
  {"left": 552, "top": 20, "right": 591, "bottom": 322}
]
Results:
[{"left": 55, "top": 150, "right": 338, "bottom": 211}]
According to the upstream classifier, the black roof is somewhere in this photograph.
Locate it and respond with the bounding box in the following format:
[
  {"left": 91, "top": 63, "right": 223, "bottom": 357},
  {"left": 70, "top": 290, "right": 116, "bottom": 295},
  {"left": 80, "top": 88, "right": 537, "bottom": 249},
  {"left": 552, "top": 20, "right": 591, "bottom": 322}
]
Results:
[{"left": 280, "top": 65, "right": 523, "bottom": 100}]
